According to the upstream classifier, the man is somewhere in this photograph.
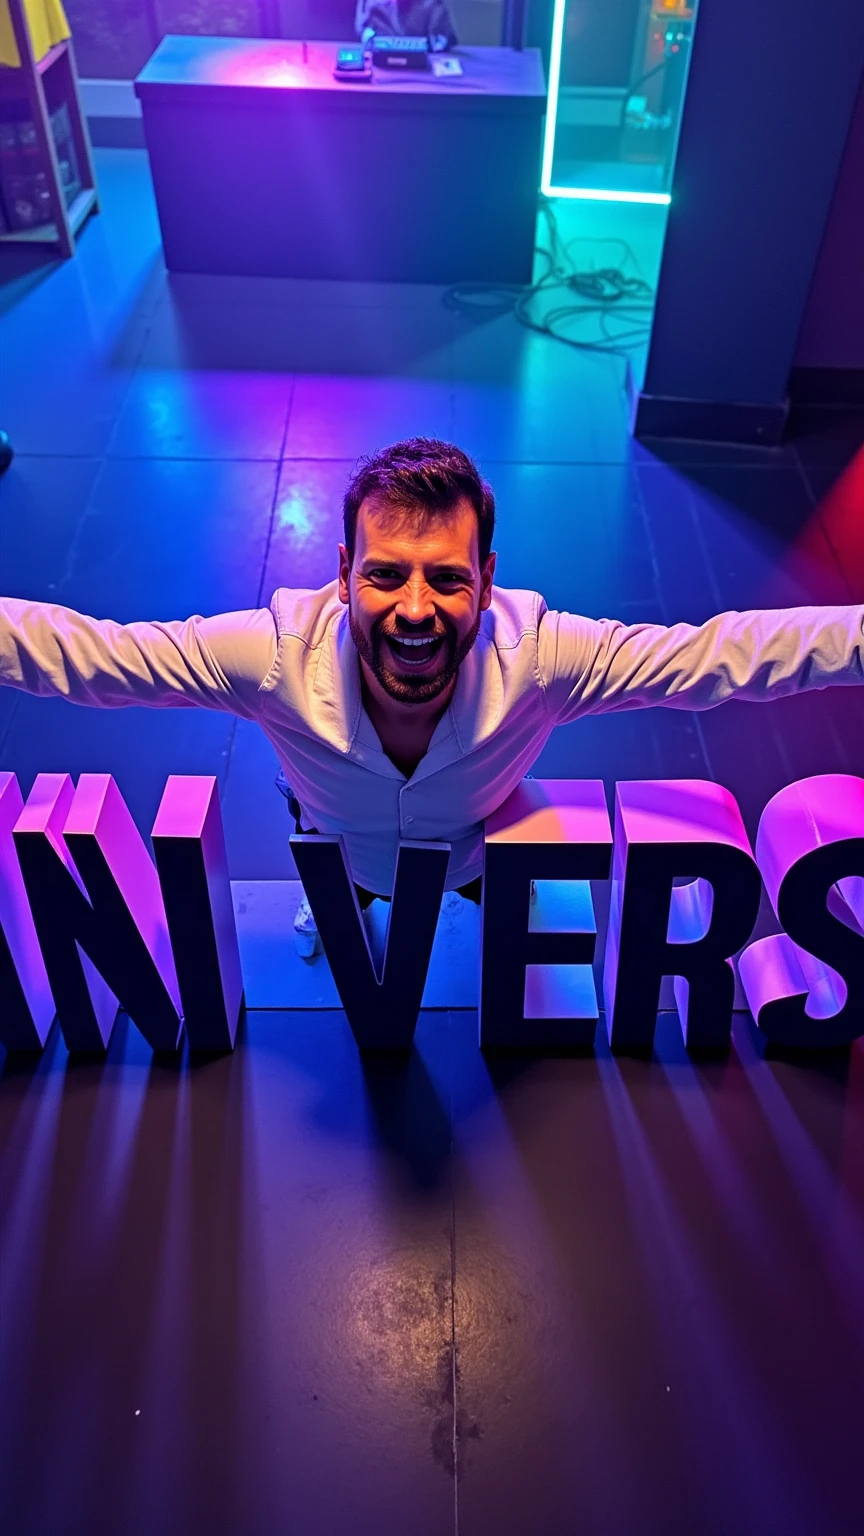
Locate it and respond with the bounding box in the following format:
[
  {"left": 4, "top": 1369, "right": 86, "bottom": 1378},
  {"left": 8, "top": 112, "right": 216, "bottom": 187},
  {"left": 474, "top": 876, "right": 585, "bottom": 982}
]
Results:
[{"left": 1, "top": 438, "right": 862, "bottom": 957}]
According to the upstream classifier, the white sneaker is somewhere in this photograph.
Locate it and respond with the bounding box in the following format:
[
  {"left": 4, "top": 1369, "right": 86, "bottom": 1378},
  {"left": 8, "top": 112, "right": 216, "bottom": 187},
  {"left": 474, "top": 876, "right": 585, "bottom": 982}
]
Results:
[
  {"left": 293, "top": 892, "right": 377, "bottom": 959},
  {"left": 293, "top": 893, "right": 322, "bottom": 958}
]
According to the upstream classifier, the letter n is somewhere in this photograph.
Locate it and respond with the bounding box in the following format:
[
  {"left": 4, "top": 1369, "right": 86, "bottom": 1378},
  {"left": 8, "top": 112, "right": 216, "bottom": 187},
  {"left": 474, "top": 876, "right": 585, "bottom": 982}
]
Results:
[
  {"left": 738, "top": 774, "right": 864, "bottom": 1048},
  {"left": 603, "top": 780, "right": 761, "bottom": 1052},
  {"left": 0, "top": 773, "right": 55, "bottom": 1050},
  {"left": 151, "top": 776, "right": 243, "bottom": 1052},
  {"left": 13, "top": 774, "right": 182, "bottom": 1053}
]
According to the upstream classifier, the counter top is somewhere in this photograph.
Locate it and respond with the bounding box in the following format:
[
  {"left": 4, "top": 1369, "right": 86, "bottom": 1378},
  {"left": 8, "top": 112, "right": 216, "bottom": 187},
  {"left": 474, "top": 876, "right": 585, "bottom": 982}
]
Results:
[{"left": 135, "top": 35, "right": 546, "bottom": 109}]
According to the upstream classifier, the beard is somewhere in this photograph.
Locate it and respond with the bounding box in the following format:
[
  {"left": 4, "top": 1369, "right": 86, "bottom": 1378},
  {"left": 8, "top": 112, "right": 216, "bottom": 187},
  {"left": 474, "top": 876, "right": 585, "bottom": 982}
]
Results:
[{"left": 349, "top": 606, "right": 482, "bottom": 705}]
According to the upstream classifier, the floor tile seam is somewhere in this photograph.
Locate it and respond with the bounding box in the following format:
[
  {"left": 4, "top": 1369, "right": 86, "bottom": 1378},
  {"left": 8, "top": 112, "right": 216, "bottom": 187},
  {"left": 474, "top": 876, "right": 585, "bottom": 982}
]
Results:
[
  {"left": 766, "top": 706, "right": 800, "bottom": 787},
  {"left": 141, "top": 264, "right": 169, "bottom": 319},
  {"left": 100, "top": 301, "right": 167, "bottom": 461},
  {"left": 254, "top": 446, "right": 290, "bottom": 611},
  {"left": 271, "top": 454, "right": 701, "bottom": 469},
  {"left": 1, "top": 449, "right": 109, "bottom": 462},
  {"left": 8, "top": 451, "right": 780, "bottom": 470},
  {"left": 790, "top": 446, "right": 858, "bottom": 604},
  {"left": 681, "top": 478, "right": 727, "bottom": 616},
  {"left": 277, "top": 452, "right": 655, "bottom": 467},
  {"left": 220, "top": 717, "right": 241, "bottom": 796},
  {"left": 54, "top": 455, "right": 114, "bottom": 599},
  {"left": 690, "top": 713, "right": 719, "bottom": 789},
  {"left": 103, "top": 452, "right": 284, "bottom": 465},
  {"left": 127, "top": 286, "right": 169, "bottom": 369},
  {"left": 275, "top": 455, "right": 353, "bottom": 467},
  {"left": 0, "top": 692, "right": 20, "bottom": 757},
  {"left": 252, "top": 452, "right": 788, "bottom": 471},
  {"left": 789, "top": 441, "right": 828, "bottom": 512},
  {"left": 626, "top": 449, "right": 674, "bottom": 625},
  {"left": 628, "top": 464, "right": 719, "bottom": 785},
  {"left": 0, "top": 452, "right": 104, "bottom": 463},
  {"left": 98, "top": 266, "right": 168, "bottom": 329},
  {"left": 276, "top": 376, "right": 297, "bottom": 465},
  {"left": 631, "top": 455, "right": 799, "bottom": 471}
]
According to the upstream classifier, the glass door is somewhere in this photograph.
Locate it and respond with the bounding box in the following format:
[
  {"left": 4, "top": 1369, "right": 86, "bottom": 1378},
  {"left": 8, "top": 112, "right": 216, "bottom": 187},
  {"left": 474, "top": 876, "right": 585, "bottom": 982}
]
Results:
[{"left": 541, "top": 0, "right": 698, "bottom": 205}]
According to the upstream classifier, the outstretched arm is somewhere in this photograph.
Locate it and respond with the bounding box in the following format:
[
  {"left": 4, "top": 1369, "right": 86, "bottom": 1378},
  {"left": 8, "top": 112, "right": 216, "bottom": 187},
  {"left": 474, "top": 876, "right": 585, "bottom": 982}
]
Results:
[
  {"left": 0, "top": 598, "right": 278, "bottom": 719},
  {"left": 539, "top": 604, "right": 864, "bottom": 725}
]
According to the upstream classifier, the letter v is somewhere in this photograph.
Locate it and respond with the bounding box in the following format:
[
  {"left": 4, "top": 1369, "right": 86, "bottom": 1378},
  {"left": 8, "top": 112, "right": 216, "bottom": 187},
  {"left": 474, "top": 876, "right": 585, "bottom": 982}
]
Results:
[{"left": 290, "top": 835, "right": 450, "bottom": 1049}]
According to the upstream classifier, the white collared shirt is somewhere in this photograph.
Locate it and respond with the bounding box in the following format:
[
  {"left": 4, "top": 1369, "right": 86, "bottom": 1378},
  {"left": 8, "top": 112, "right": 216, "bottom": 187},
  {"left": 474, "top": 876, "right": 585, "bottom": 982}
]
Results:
[{"left": 2, "top": 584, "right": 862, "bottom": 893}]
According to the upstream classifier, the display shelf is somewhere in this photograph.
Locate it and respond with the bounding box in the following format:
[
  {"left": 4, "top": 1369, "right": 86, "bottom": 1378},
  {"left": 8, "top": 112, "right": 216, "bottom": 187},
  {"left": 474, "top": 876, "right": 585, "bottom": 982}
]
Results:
[
  {"left": 0, "top": 35, "right": 68, "bottom": 84},
  {"left": 0, "top": 1, "right": 98, "bottom": 255},
  {"left": 0, "top": 184, "right": 96, "bottom": 243}
]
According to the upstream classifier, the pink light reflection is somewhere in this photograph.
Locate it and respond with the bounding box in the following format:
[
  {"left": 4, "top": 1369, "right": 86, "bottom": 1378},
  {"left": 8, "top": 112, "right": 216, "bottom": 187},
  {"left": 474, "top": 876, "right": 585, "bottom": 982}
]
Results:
[{"left": 185, "top": 42, "right": 327, "bottom": 92}]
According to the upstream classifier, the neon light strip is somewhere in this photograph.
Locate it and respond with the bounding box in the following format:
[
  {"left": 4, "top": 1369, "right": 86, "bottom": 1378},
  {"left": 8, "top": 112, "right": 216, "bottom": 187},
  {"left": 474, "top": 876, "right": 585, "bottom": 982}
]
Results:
[
  {"left": 539, "top": 0, "right": 567, "bottom": 192},
  {"left": 544, "top": 186, "right": 672, "bottom": 205},
  {"left": 539, "top": 0, "right": 673, "bottom": 207}
]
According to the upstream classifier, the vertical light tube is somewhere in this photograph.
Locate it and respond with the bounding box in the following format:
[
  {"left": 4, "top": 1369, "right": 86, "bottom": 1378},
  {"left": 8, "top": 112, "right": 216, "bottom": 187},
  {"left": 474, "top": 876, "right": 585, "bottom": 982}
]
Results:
[{"left": 539, "top": 0, "right": 568, "bottom": 195}]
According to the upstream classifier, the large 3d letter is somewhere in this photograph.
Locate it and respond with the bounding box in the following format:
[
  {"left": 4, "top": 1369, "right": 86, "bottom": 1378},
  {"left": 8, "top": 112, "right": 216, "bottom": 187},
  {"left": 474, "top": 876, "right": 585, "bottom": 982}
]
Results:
[
  {"left": 151, "top": 776, "right": 244, "bottom": 1052},
  {"left": 291, "top": 834, "right": 450, "bottom": 1049},
  {"left": 13, "top": 774, "right": 182, "bottom": 1053},
  {"left": 0, "top": 773, "right": 55, "bottom": 1050},
  {"left": 604, "top": 780, "right": 761, "bottom": 1052},
  {"left": 480, "top": 779, "right": 612, "bottom": 1048},
  {"left": 738, "top": 774, "right": 864, "bottom": 1048}
]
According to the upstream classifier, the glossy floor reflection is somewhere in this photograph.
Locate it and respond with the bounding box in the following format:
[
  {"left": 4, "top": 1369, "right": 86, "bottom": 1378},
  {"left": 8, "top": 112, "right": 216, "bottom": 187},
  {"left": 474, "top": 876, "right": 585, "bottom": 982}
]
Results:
[{"left": 1, "top": 150, "right": 863, "bottom": 1535}]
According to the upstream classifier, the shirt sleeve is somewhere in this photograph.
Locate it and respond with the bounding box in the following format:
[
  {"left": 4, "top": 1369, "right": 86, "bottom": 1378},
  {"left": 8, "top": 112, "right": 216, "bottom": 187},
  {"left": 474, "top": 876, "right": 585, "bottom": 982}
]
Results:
[
  {"left": 538, "top": 604, "right": 864, "bottom": 726},
  {"left": 0, "top": 598, "right": 278, "bottom": 718}
]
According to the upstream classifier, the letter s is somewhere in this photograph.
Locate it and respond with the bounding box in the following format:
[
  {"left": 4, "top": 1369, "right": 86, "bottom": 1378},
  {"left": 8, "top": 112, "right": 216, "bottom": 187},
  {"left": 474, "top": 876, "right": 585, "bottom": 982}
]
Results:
[{"left": 738, "top": 775, "right": 864, "bottom": 1048}]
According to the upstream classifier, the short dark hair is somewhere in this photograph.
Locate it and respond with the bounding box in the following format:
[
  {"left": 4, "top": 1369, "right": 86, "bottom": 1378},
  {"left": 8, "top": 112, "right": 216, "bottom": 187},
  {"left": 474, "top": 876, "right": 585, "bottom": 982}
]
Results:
[{"left": 343, "top": 438, "right": 496, "bottom": 565}]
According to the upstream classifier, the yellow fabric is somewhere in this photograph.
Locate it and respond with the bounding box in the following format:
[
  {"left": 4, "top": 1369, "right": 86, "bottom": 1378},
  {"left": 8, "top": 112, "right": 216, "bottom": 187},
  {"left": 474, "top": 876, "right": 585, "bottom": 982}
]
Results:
[{"left": 0, "top": 0, "right": 70, "bottom": 69}]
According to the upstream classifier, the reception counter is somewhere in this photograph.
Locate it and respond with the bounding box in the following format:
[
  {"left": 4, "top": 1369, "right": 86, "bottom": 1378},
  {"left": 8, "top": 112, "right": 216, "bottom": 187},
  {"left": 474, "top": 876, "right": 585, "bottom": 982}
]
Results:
[{"left": 135, "top": 35, "right": 547, "bottom": 284}]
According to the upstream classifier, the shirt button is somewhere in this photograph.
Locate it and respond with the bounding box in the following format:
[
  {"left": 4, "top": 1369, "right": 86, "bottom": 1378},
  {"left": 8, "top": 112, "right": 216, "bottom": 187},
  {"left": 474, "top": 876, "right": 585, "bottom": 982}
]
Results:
[{"left": 405, "top": 815, "right": 415, "bottom": 824}]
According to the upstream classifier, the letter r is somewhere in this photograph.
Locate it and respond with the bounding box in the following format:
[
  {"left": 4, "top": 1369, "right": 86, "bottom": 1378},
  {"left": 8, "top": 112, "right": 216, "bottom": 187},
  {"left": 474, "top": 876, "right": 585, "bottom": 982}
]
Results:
[{"left": 603, "top": 780, "right": 761, "bottom": 1051}]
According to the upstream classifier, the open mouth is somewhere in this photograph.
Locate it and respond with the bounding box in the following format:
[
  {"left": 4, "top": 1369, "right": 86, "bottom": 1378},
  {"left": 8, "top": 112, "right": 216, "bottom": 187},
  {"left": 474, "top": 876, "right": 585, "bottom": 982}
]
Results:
[{"left": 384, "top": 633, "right": 444, "bottom": 669}]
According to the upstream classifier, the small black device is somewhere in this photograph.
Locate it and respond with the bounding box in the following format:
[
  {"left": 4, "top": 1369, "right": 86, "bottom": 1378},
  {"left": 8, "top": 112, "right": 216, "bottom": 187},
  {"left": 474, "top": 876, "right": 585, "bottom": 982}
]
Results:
[
  {"left": 370, "top": 35, "right": 430, "bottom": 70},
  {"left": 333, "top": 46, "right": 372, "bottom": 81}
]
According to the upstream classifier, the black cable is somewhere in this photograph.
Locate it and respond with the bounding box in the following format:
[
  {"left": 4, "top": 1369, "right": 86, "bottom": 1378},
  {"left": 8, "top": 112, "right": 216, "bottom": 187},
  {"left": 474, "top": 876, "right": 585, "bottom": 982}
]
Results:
[
  {"left": 442, "top": 198, "right": 654, "bottom": 358},
  {"left": 627, "top": 60, "right": 666, "bottom": 95}
]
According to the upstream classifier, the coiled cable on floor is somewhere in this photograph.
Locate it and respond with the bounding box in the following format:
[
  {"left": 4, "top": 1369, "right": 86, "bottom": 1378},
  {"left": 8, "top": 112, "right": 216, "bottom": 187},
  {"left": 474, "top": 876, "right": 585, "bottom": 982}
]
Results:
[{"left": 442, "top": 197, "right": 655, "bottom": 357}]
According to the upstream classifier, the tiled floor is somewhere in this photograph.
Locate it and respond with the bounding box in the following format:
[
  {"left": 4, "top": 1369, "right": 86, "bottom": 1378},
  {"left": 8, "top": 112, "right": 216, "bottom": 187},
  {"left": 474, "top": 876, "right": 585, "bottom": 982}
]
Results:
[{"left": 1, "top": 151, "right": 863, "bottom": 1535}]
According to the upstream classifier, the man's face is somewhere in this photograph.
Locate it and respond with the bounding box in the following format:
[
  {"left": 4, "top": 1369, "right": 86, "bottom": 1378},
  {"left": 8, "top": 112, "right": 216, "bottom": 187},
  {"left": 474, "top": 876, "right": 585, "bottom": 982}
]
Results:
[{"left": 338, "top": 496, "right": 496, "bottom": 706}]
